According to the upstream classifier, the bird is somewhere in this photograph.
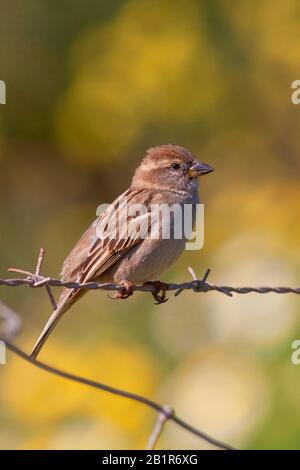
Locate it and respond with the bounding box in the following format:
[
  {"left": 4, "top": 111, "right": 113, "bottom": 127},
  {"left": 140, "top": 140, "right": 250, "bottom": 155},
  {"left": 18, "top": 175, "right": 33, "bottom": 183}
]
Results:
[{"left": 30, "top": 144, "right": 214, "bottom": 359}]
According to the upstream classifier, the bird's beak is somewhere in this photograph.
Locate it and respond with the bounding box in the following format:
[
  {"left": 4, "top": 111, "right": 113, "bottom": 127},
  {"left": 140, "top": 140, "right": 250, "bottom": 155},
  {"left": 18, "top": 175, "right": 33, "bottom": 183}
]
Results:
[{"left": 188, "top": 161, "right": 214, "bottom": 178}]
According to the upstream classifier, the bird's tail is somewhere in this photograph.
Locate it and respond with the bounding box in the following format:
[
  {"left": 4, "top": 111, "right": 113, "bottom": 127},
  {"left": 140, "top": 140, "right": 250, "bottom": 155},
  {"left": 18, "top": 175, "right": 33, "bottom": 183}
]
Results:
[{"left": 30, "top": 289, "right": 81, "bottom": 360}]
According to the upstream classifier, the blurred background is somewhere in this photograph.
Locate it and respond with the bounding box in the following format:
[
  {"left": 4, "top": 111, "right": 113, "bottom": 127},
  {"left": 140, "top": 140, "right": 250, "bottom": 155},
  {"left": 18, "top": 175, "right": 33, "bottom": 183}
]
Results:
[{"left": 0, "top": 0, "right": 299, "bottom": 450}]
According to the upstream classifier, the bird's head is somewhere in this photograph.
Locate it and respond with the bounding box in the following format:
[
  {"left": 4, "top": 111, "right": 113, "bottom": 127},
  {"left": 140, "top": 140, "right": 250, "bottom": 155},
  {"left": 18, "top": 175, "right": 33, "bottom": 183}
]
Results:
[{"left": 131, "top": 144, "right": 214, "bottom": 193}]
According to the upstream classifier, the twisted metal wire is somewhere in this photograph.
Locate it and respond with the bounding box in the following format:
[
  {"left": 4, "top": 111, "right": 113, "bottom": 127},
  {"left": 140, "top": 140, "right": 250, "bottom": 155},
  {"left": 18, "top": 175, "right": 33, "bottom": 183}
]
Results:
[{"left": 1, "top": 273, "right": 299, "bottom": 297}]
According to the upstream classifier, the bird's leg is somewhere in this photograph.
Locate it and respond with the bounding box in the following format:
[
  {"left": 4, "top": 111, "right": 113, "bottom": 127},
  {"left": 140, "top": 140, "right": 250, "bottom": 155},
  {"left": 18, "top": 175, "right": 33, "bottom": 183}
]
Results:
[
  {"left": 109, "top": 280, "right": 135, "bottom": 300},
  {"left": 144, "top": 281, "right": 169, "bottom": 305}
]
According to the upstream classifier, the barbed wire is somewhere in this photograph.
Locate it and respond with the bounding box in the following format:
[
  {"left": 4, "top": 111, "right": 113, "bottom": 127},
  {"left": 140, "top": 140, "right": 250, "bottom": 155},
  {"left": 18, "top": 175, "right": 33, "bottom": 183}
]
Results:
[
  {"left": 2, "top": 276, "right": 300, "bottom": 295},
  {"left": 0, "top": 248, "right": 299, "bottom": 450},
  {"left": 2, "top": 264, "right": 300, "bottom": 299}
]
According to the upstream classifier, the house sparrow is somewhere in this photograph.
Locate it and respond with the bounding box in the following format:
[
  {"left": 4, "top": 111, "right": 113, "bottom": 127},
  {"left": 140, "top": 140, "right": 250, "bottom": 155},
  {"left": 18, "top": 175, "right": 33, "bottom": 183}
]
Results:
[{"left": 30, "top": 144, "right": 214, "bottom": 359}]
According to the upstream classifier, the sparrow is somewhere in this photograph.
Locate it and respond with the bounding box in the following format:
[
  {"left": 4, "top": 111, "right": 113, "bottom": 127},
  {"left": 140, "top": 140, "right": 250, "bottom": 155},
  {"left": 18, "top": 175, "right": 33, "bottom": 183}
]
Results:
[{"left": 30, "top": 144, "right": 214, "bottom": 359}]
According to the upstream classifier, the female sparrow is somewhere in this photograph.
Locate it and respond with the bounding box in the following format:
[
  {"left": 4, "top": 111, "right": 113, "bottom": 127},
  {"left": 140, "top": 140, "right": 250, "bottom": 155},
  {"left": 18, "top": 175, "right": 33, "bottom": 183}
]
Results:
[{"left": 30, "top": 144, "right": 213, "bottom": 359}]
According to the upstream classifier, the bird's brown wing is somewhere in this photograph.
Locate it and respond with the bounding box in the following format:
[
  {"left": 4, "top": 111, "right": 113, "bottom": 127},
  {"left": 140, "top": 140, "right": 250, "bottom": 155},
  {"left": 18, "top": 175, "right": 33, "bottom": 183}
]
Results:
[
  {"left": 29, "top": 187, "right": 152, "bottom": 359},
  {"left": 60, "top": 187, "right": 150, "bottom": 286}
]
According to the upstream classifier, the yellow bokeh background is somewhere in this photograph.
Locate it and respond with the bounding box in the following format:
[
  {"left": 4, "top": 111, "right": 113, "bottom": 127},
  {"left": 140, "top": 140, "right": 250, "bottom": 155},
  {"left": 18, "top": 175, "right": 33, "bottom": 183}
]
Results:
[{"left": 0, "top": 0, "right": 299, "bottom": 449}]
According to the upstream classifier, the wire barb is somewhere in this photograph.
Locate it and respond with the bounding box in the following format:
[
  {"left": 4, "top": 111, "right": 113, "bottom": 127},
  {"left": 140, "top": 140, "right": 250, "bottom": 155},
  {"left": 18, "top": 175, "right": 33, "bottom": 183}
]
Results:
[{"left": 8, "top": 249, "right": 58, "bottom": 310}]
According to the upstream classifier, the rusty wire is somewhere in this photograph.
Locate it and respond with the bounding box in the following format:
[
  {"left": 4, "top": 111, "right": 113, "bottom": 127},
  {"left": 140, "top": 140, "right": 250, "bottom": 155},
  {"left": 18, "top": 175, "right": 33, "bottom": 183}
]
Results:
[{"left": 1, "top": 269, "right": 299, "bottom": 298}]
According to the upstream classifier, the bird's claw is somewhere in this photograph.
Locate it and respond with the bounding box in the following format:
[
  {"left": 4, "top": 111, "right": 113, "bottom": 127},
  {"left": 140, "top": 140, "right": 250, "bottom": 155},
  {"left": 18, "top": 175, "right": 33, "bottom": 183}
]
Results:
[
  {"left": 144, "top": 281, "right": 169, "bottom": 305},
  {"left": 109, "top": 280, "right": 135, "bottom": 300}
]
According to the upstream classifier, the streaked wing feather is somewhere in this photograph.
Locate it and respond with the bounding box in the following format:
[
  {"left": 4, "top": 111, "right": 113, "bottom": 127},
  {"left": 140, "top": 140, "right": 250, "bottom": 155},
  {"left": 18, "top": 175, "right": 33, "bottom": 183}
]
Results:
[
  {"left": 62, "top": 188, "right": 151, "bottom": 284},
  {"left": 80, "top": 215, "right": 150, "bottom": 282}
]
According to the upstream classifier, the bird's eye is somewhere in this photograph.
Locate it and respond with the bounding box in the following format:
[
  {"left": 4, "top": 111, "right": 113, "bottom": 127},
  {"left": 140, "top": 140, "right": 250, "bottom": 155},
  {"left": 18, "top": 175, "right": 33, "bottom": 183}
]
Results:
[{"left": 171, "top": 162, "right": 181, "bottom": 170}]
